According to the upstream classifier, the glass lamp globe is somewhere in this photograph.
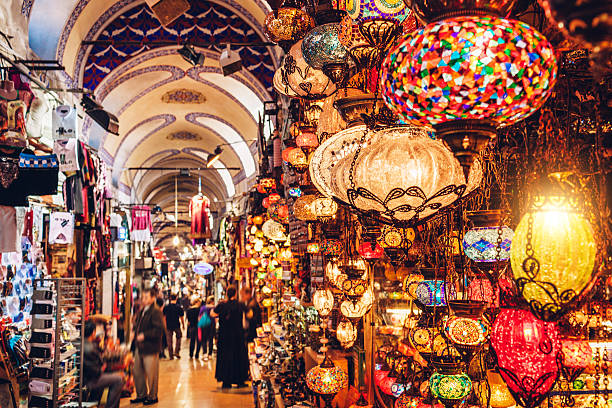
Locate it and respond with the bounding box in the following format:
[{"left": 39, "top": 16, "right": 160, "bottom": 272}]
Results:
[
  {"left": 358, "top": 242, "right": 384, "bottom": 260},
  {"left": 330, "top": 126, "right": 482, "bottom": 224},
  {"left": 408, "top": 0, "right": 517, "bottom": 23},
  {"left": 311, "top": 197, "right": 338, "bottom": 222},
  {"left": 462, "top": 226, "right": 513, "bottom": 262},
  {"left": 510, "top": 189, "right": 596, "bottom": 321},
  {"left": 287, "top": 147, "right": 310, "bottom": 173},
  {"left": 264, "top": 6, "right": 315, "bottom": 45},
  {"left": 301, "top": 24, "right": 348, "bottom": 70},
  {"left": 559, "top": 338, "right": 592, "bottom": 381},
  {"left": 381, "top": 16, "right": 557, "bottom": 174},
  {"left": 415, "top": 280, "right": 454, "bottom": 308},
  {"left": 478, "top": 370, "right": 515, "bottom": 408},
  {"left": 336, "top": 320, "right": 358, "bottom": 347},
  {"left": 262, "top": 219, "right": 288, "bottom": 242},
  {"left": 429, "top": 371, "right": 472, "bottom": 403},
  {"left": 296, "top": 129, "right": 320, "bottom": 151},
  {"left": 340, "top": 287, "right": 373, "bottom": 318},
  {"left": 381, "top": 16, "right": 557, "bottom": 127},
  {"left": 321, "top": 239, "right": 343, "bottom": 257},
  {"left": 491, "top": 308, "right": 560, "bottom": 407},
  {"left": 274, "top": 40, "right": 336, "bottom": 100},
  {"left": 293, "top": 194, "right": 318, "bottom": 222},
  {"left": 313, "top": 288, "right": 335, "bottom": 317},
  {"left": 306, "top": 356, "right": 348, "bottom": 395}
]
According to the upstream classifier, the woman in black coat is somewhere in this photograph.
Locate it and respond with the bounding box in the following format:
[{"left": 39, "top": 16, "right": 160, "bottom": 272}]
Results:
[{"left": 211, "top": 286, "right": 249, "bottom": 388}]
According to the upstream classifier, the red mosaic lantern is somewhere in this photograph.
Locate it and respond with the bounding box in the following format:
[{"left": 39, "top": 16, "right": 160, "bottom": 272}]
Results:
[
  {"left": 358, "top": 241, "right": 384, "bottom": 260},
  {"left": 491, "top": 308, "right": 560, "bottom": 408}
]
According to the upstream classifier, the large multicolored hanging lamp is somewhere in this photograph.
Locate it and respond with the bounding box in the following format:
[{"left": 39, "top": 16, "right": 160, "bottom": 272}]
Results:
[
  {"left": 274, "top": 40, "right": 336, "bottom": 100},
  {"left": 491, "top": 308, "right": 560, "bottom": 408},
  {"left": 381, "top": 16, "right": 557, "bottom": 177},
  {"left": 510, "top": 172, "right": 596, "bottom": 321},
  {"left": 444, "top": 300, "right": 489, "bottom": 364}
]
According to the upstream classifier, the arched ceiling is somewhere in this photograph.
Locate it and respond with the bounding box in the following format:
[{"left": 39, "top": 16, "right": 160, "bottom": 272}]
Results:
[{"left": 26, "top": 0, "right": 278, "bottom": 248}]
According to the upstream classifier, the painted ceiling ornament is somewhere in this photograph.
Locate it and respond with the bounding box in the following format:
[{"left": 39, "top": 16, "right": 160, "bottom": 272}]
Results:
[
  {"left": 161, "top": 88, "right": 206, "bottom": 104},
  {"left": 274, "top": 40, "right": 336, "bottom": 101},
  {"left": 381, "top": 15, "right": 557, "bottom": 178},
  {"left": 166, "top": 131, "right": 202, "bottom": 141}
]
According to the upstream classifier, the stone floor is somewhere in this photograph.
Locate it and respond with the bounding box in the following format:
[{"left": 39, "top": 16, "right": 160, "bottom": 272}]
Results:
[{"left": 120, "top": 342, "right": 253, "bottom": 408}]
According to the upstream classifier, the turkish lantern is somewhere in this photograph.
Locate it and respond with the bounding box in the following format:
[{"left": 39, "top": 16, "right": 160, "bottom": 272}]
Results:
[
  {"left": 477, "top": 370, "right": 516, "bottom": 408},
  {"left": 559, "top": 338, "right": 592, "bottom": 382},
  {"left": 510, "top": 173, "right": 596, "bottom": 321},
  {"left": 491, "top": 308, "right": 560, "bottom": 408}
]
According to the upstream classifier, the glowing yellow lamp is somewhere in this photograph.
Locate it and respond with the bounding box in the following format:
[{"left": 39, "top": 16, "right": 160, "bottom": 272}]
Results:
[{"left": 510, "top": 190, "right": 596, "bottom": 320}]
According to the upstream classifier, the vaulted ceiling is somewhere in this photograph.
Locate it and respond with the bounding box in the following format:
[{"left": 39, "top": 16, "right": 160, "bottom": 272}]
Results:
[{"left": 26, "top": 0, "right": 279, "bottom": 247}]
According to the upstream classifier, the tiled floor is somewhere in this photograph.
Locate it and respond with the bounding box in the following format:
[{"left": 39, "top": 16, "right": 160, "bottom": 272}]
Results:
[{"left": 120, "top": 342, "right": 252, "bottom": 408}]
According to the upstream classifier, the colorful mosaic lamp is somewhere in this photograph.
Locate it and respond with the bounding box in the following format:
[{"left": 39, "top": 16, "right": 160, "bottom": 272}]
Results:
[
  {"left": 463, "top": 210, "right": 513, "bottom": 263},
  {"left": 301, "top": 23, "right": 350, "bottom": 85},
  {"left": 381, "top": 16, "right": 557, "bottom": 178},
  {"left": 306, "top": 355, "right": 349, "bottom": 408},
  {"left": 344, "top": 0, "right": 412, "bottom": 49}
]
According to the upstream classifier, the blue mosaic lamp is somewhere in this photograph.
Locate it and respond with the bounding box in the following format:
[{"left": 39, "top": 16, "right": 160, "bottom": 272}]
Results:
[
  {"left": 301, "top": 24, "right": 348, "bottom": 70},
  {"left": 462, "top": 226, "right": 513, "bottom": 262},
  {"left": 415, "top": 280, "right": 453, "bottom": 307}
]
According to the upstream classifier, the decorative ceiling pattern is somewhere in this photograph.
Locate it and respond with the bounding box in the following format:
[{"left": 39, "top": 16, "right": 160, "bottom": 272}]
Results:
[
  {"left": 162, "top": 89, "right": 206, "bottom": 104},
  {"left": 83, "top": 2, "right": 275, "bottom": 92}
]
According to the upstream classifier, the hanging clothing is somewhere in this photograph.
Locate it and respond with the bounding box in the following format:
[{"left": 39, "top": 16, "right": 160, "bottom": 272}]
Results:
[
  {"left": 0, "top": 206, "right": 17, "bottom": 253},
  {"left": 131, "top": 206, "right": 152, "bottom": 242},
  {"left": 52, "top": 105, "right": 78, "bottom": 140},
  {"left": 0, "top": 89, "right": 29, "bottom": 149},
  {"left": 189, "top": 195, "right": 211, "bottom": 240},
  {"left": 18, "top": 153, "right": 59, "bottom": 195},
  {"left": 49, "top": 212, "right": 75, "bottom": 244},
  {"left": 53, "top": 138, "right": 80, "bottom": 173}
]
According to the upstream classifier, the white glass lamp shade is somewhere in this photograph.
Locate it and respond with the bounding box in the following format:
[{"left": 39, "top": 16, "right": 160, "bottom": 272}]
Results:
[
  {"left": 274, "top": 40, "right": 336, "bottom": 100},
  {"left": 331, "top": 126, "right": 482, "bottom": 222},
  {"left": 313, "top": 288, "right": 335, "bottom": 317}
]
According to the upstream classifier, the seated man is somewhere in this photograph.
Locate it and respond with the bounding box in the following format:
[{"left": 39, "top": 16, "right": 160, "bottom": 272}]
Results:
[{"left": 83, "top": 321, "right": 125, "bottom": 408}]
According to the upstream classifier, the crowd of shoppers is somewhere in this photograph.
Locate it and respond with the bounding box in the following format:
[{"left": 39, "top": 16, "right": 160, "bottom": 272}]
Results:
[{"left": 82, "top": 283, "right": 263, "bottom": 407}]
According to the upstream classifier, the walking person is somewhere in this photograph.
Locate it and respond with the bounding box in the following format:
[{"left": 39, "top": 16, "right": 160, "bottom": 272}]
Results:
[
  {"left": 241, "top": 286, "right": 262, "bottom": 344},
  {"left": 186, "top": 297, "right": 202, "bottom": 359},
  {"left": 155, "top": 296, "right": 167, "bottom": 359},
  {"left": 131, "top": 288, "right": 164, "bottom": 405},
  {"left": 83, "top": 321, "right": 125, "bottom": 408},
  {"left": 199, "top": 296, "right": 216, "bottom": 361},
  {"left": 162, "top": 294, "right": 185, "bottom": 359},
  {"left": 211, "top": 286, "right": 249, "bottom": 389}
]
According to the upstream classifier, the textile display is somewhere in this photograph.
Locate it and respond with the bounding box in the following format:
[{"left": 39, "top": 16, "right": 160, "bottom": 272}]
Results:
[
  {"left": 52, "top": 105, "right": 78, "bottom": 140},
  {"left": 131, "top": 206, "right": 152, "bottom": 242},
  {"left": 49, "top": 212, "right": 75, "bottom": 244},
  {"left": 53, "top": 138, "right": 80, "bottom": 172},
  {"left": 189, "top": 194, "right": 211, "bottom": 240}
]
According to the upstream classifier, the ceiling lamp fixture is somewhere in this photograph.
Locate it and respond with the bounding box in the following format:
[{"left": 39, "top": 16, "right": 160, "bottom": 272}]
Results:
[
  {"left": 274, "top": 40, "right": 336, "bottom": 100},
  {"left": 344, "top": 0, "right": 411, "bottom": 49},
  {"left": 206, "top": 146, "right": 222, "bottom": 167},
  {"left": 381, "top": 16, "right": 557, "bottom": 177},
  {"left": 145, "top": 0, "right": 190, "bottom": 26},
  {"left": 219, "top": 44, "right": 242, "bottom": 76},
  {"left": 81, "top": 94, "right": 119, "bottom": 135},
  {"left": 178, "top": 44, "right": 205, "bottom": 66},
  {"left": 510, "top": 173, "right": 596, "bottom": 321},
  {"left": 329, "top": 125, "right": 482, "bottom": 225}
]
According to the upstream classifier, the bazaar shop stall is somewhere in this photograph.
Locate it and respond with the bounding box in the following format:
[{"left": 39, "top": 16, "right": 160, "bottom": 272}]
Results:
[
  {"left": 0, "top": 59, "right": 115, "bottom": 405},
  {"left": 246, "top": 1, "right": 612, "bottom": 408}
]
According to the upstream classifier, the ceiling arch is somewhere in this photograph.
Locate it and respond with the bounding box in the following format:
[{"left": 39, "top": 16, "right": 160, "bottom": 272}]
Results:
[{"left": 26, "top": 0, "right": 276, "bottom": 249}]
